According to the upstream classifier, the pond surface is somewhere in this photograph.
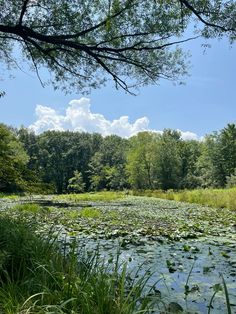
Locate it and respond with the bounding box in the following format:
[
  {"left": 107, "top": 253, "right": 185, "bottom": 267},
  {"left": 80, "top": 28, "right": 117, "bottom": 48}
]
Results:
[
  {"left": 1, "top": 195, "right": 236, "bottom": 313},
  {"left": 67, "top": 235, "right": 235, "bottom": 314}
]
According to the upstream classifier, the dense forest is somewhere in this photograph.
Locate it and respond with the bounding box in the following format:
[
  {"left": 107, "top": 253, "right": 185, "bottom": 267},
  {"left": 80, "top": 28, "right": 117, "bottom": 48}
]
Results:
[{"left": 1, "top": 123, "right": 236, "bottom": 194}]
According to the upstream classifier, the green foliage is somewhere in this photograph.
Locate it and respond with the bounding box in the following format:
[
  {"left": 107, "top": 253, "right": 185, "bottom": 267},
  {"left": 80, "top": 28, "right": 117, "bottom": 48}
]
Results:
[
  {"left": 226, "top": 168, "right": 236, "bottom": 188},
  {"left": 178, "top": 140, "right": 201, "bottom": 189},
  {"left": 25, "top": 130, "right": 102, "bottom": 193},
  {"left": 127, "top": 124, "right": 236, "bottom": 191},
  {"left": 0, "top": 216, "right": 158, "bottom": 313},
  {"left": 127, "top": 130, "right": 188, "bottom": 190},
  {"left": 155, "top": 129, "right": 182, "bottom": 190},
  {"left": 0, "top": 193, "right": 19, "bottom": 199},
  {"left": 13, "top": 203, "right": 51, "bottom": 214},
  {"left": 195, "top": 124, "right": 236, "bottom": 188},
  {"left": 13, "top": 203, "right": 41, "bottom": 213},
  {"left": 134, "top": 187, "right": 236, "bottom": 210},
  {"left": 0, "top": 1, "right": 222, "bottom": 93},
  {"left": 9, "top": 192, "right": 234, "bottom": 242},
  {"left": 1, "top": 194, "right": 235, "bottom": 313},
  {"left": 220, "top": 124, "right": 236, "bottom": 181},
  {"left": 127, "top": 132, "right": 159, "bottom": 189},
  {"left": 194, "top": 139, "right": 217, "bottom": 188},
  {"left": 4, "top": 122, "right": 236, "bottom": 194},
  {"left": 89, "top": 135, "right": 129, "bottom": 191},
  {"left": 67, "top": 170, "right": 85, "bottom": 193},
  {"left": 79, "top": 207, "right": 102, "bottom": 219},
  {"left": 0, "top": 124, "right": 29, "bottom": 192},
  {"left": 55, "top": 191, "right": 125, "bottom": 202},
  {"left": 0, "top": 216, "right": 60, "bottom": 289},
  {"left": 24, "top": 181, "right": 56, "bottom": 194},
  {"left": 221, "top": 275, "right": 232, "bottom": 314},
  {"left": 0, "top": 1, "right": 235, "bottom": 93}
]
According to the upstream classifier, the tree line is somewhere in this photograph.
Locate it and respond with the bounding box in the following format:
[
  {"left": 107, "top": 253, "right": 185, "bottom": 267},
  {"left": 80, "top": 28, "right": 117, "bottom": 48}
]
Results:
[{"left": 0, "top": 123, "right": 236, "bottom": 194}]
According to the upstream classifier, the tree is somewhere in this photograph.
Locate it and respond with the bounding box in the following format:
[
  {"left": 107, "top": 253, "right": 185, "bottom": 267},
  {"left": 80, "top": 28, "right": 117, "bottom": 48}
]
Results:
[
  {"left": 155, "top": 129, "right": 182, "bottom": 190},
  {"left": 0, "top": 1, "right": 235, "bottom": 93},
  {"left": 67, "top": 171, "right": 85, "bottom": 193},
  {"left": 195, "top": 132, "right": 225, "bottom": 188},
  {"left": 0, "top": 124, "right": 28, "bottom": 192},
  {"left": 194, "top": 139, "right": 217, "bottom": 188},
  {"left": 17, "top": 127, "right": 40, "bottom": 171},
  {"left": 194, "top": 125, "right": 236, "bottom": 188},
  {"left": 127, "top": 132, "right": 159, "bottom": 189},
  {"left": 226, "top": 168, "right": 236, "bottom": 188},
  {"left": 127, "top": 130, "right": 194, "bottom": 190},
  {"left": 32, "top": 131, "right": 100, "bottom": 193},
  {"left": 89, "top": 135, "right": 128, "bottom": 190},
  {"left": 178, "top": 140, "right": 201, "bottom": 189},
  {"left": 219, "top": 123, "right": 236, "bottom": 180}
]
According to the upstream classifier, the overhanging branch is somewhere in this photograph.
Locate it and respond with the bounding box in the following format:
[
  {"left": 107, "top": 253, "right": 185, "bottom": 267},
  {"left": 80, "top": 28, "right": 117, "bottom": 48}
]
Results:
[
  {"left": 0, "top": 0, "right": 235, "bottom": 93},
  {"left": 19, "top": 0, "right": 30, "bottom": 26},
  {"left": 179, "top": 0, "right": 235, "bottom": 32}
]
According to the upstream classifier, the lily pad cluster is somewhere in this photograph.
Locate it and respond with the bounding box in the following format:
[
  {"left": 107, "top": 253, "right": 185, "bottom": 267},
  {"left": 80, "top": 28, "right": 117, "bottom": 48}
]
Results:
[
  {"left": 0, "top": 194, "right": 236, "bottom": 313},
  {"left": 1, "top": 195, "right": 236, "bottom": 243}
]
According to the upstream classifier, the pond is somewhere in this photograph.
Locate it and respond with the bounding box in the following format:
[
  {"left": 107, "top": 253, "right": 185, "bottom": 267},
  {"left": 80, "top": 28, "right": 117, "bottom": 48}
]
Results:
[
  {"left": 65, "top": 234, "right": 235, "bottom": 313},
  {"left": 1, "top": 195, "right": 236, "bottom": 313}
]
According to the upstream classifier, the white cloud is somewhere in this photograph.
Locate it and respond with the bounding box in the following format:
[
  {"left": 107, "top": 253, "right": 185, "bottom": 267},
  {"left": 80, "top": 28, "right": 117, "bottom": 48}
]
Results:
[
  {"left": 178, "top": 130, "right": 199, "bottom": 141},
  {"left": 29, "top": 97, "right": 199, "bottom": 140},
  {"left": 31, "top": 105, "right": 65, "bottom": 133}
]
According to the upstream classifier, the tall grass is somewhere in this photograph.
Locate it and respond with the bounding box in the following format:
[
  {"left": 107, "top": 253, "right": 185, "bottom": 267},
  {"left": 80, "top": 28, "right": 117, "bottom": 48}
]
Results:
[
  {"left": 0, "top": 216, "right": 158, "bottom": 314},
  {"left": 54, "top": 191, "right": 125, "bottom": 202},
  {"left": 0, "top": 204, "right": 233, "bottom": 313},
  {"left": 13, "top": 203, "right": 48, "bottom": 213},
  {"left": 0, "top": 193, "right": 20, "bottom": 199},
  {"left": 132, "top": 187, "right": 236, "bottom": 210}
]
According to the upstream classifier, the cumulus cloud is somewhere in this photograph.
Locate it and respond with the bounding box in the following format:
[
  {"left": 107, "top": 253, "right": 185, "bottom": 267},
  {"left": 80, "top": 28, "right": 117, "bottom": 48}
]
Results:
[
  {"left": 31, "top": 105, "right": 66, "bottom": 133},
  {"left": 29, "top": 98, "right": 149, "bottom": 137},
  {"left": 29, "top": 97, "right": 199, "bottom": 140},
  {"left": 178, "top": 130, "right": 199, "bottom": 141}
]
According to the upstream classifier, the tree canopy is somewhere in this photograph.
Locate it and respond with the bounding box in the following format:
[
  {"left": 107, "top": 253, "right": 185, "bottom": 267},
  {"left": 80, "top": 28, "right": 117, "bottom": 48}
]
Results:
[
  {"left": 0, "top": 0, "right": 235, "bottom": 93},
  {"left": 0, "top": 124, "right": 28, "bottom": 192},
  {"left": 0, "top": 122, "right": 235, "bottom": 193}
]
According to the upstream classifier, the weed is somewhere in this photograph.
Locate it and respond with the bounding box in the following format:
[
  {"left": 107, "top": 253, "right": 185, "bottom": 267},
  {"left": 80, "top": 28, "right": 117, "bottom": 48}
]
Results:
[
  {"left": 221, "top": 274, "right": 232, "bottom": 314},
  {"left": 0, "top": 216, "right": 160, "bottom": 314},
  {"left": 79, "top": 207, "right": 101, "bottom": 219},
  {"left": 13, "top": 203, "right": 48, "bottom": 214},
  {"left": 133, "top": 187, "right": 236, "bottom": 210},
  {"left": 54, "top": 191, "right": 125, "bottom": 202},
  {"left": 65, "top": 209, "right": 80, "bottom": 220}
]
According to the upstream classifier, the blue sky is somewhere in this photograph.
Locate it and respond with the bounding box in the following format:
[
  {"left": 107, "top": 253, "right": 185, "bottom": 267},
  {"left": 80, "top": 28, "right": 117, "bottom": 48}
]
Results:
[{"left": 0, "top": 36, "right": 235, "bottom": 138}]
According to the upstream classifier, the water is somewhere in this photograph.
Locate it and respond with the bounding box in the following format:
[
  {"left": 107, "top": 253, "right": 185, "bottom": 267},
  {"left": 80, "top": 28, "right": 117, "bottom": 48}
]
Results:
[
  {"left": 1, "top": 196, "right": 236, "bottom": 313},
  {"left": 58, "top": 232, "right": 236, "bottom": 313}
]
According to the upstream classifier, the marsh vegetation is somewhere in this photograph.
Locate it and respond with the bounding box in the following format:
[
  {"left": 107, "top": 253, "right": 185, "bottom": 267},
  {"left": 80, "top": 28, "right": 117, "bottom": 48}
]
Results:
[
  {"left": 0, "top": 122, "right": 236, "bottom": 313},
  {"left": 0, "top": 192, "right": 235, "bottom": 313}
]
